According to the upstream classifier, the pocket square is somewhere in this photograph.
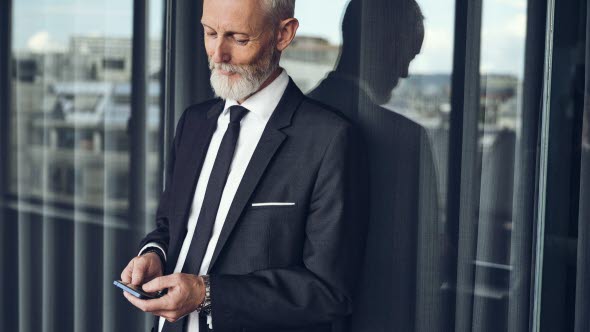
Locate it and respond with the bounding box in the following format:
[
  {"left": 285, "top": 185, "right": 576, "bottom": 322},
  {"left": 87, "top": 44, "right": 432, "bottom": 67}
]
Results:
[{"left": 251, "top": 202, "right": 296, "bottom": 207}]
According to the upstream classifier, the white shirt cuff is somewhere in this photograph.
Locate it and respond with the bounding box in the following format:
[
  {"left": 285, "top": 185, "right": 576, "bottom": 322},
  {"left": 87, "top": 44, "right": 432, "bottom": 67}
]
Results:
[
  {"left": 207, "top": 314, "right": 213, "bottom": 329},
  {"left": 138, "top": 242, "right": 167, "bottom": 262}
]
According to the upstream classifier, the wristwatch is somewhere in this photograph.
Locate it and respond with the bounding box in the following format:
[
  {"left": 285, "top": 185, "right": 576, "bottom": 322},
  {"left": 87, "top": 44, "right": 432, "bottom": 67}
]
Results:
[{"left": 197, "top": 275, "right": 212, "bottom": 314}]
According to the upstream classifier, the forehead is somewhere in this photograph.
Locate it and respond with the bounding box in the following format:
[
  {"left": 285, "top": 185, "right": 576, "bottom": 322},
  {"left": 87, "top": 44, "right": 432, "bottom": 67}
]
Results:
[{"left": 202, "top": 0, "right": 268, "bottom": 32}]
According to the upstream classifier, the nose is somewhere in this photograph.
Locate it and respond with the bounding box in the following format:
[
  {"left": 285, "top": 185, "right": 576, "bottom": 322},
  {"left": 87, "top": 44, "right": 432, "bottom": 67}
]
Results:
[{"left": 211, "top": 37, "right": 230, "bottom": 63}]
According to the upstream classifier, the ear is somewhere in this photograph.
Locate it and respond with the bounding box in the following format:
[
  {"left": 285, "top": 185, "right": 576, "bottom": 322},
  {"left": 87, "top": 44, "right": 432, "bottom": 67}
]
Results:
[{"left": 275, "top": 18, "right": 299, "bottom": 52}]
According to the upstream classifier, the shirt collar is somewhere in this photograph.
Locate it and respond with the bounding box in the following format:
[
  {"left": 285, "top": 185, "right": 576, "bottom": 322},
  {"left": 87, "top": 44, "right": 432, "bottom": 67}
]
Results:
[{"left": 223, "top": 69, "right": 289, "bottom": 122}]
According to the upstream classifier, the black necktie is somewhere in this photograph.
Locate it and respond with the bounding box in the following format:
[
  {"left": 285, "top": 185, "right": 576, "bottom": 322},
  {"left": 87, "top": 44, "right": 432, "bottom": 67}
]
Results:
[{"left": 162, "top": 105, "right": 249, "bottom": 332}]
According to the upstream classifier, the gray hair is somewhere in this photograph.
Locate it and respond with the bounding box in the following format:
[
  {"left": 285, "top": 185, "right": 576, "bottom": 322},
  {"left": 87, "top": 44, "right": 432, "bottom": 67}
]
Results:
[{"left": 261, "top": 0, "right": 296, "bottom": 25}]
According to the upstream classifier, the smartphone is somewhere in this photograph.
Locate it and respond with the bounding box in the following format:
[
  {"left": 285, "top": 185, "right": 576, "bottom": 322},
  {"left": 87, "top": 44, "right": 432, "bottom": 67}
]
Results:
[{"left": 114, "top": 280, "right": 164, "bottom": 300}]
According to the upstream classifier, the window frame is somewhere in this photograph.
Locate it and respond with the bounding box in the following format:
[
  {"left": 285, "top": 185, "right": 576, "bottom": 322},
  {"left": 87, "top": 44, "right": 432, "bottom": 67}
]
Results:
[{"left": 0, "top": 0, "right": 12, "bottom": 327}]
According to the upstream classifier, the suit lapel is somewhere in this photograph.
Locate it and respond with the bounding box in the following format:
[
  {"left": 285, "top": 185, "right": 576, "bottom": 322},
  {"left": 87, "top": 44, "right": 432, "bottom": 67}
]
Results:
[
  {"left": 168, "top": 100, "right": 223, "bottom": 265},
  {"left": 208, "top": 79, "right": 304, "bottom": 271},
  {"left": 173, "top": 101, "right": 225, "bottom": 218}
]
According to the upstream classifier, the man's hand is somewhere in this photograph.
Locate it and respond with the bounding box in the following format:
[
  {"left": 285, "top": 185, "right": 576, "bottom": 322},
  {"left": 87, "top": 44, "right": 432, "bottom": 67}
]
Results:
[
  {"left": 121, "top": 252, "right": 164, "bottom": 286},
  {"left": 123, "top": 273, "right": 206, "bottom": 323}
]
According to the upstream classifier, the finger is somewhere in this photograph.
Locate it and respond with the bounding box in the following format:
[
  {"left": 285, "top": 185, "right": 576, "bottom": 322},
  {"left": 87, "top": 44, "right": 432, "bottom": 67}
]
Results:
[
  {"left": 123, "top": 291, "right": 151, "bottom": 312},
  {"left": 123, "top": 291, "right": 146, "bottom": 310},
  {"left": 123, "top": 291, "right": 171, "bottom": 313},
  {"left": 121, "top": 259, "right": 134, "bottom": 283},
  {"left": 131, "top": 257, "right": 147, "bottom": 286},
  {"left": 143, "top": 274, "right": 178, "bottom": 292}
]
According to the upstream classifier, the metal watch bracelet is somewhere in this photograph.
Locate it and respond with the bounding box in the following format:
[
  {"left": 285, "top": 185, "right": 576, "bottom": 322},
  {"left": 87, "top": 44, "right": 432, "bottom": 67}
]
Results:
[{"left": 197, "top": 275, "right": 212, "bottom": 314}]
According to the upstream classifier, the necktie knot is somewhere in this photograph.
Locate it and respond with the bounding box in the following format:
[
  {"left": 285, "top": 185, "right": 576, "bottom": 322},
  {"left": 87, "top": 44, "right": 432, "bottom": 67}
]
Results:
[{"left": 229, "top": 105, "right": 249, "bottom": 124}]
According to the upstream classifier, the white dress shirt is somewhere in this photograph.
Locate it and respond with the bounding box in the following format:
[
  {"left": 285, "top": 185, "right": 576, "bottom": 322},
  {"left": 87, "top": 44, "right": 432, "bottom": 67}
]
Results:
[{"left": 141, "top": 69, "right": 289, "bottom": 332}]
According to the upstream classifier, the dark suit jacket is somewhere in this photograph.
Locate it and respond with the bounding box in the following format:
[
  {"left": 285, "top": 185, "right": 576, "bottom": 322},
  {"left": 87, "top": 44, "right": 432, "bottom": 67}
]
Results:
[{"left": 139, "top": 79, "right": 368, "bottom": 332}]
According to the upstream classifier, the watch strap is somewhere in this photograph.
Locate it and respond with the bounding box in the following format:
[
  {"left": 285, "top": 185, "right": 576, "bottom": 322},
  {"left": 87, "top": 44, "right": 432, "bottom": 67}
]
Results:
[{"left": 197, "top": 275, "right": 212, "bottom": 314}]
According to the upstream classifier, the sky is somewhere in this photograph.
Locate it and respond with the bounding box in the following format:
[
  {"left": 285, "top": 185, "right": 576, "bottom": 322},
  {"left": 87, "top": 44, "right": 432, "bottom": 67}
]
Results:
[{"left": 12, "top": 0, "right": 527, "bottom": 76}]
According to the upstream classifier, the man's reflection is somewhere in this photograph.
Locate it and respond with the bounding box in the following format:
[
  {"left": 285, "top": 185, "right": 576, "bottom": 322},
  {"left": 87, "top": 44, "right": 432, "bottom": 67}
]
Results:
[{"left": 309, "top": 1, "right": 449, "bottom": 331}]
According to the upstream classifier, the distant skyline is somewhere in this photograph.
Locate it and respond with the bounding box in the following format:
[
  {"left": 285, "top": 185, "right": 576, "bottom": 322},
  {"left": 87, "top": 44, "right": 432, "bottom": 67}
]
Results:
[{"left": 13, "top": 0, "right": 527, "bottom": 76}]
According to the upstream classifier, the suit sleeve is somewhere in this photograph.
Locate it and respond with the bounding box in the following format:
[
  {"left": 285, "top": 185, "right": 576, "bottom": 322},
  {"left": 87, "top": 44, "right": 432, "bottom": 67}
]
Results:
[
  {"left": 137, "top": 110, "right": 189, "bottom": 256},
  {"left": 209, "top": 124, "right": 369, "bottom": 330}
]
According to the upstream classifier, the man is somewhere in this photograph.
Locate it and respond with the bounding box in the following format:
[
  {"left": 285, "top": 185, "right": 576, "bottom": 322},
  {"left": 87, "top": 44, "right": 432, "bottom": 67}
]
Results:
[
  {"left": 310, "top": 1, "right": 448, "bottom": 331},
  {"left": 120, "top": 0, "right": 367, "bottom": 331}
]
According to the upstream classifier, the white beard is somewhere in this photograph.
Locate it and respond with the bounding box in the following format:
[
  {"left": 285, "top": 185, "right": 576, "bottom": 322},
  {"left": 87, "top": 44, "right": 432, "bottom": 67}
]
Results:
[
  {"left": 210, "top": 65, "right": 264, "bottom": 101},
  {"left": 209, "top": 46, "right": 279, "bottom": 101}
]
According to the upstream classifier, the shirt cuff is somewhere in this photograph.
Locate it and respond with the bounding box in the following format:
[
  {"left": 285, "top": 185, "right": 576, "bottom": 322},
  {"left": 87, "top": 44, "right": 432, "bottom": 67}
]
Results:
[
  {"left": 138, "top": 242, "right": 167, "bottom": 262},
  {"left": 207, "top": 314, "right": 213, "bottom": 329}
]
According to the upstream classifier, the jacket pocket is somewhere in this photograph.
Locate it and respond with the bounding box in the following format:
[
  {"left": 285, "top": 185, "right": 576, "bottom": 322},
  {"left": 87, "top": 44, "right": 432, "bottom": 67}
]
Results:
[{"left": 250, "top": 202, "right": 296, "bottom": 209}]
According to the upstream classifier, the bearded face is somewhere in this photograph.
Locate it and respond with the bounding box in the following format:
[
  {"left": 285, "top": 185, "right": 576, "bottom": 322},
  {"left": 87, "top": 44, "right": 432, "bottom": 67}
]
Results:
[
  {"left": 208, "top": 37, "right": 280, "bottom": 101},
  {"left": 202, "top": 0, "right": 297, "bottom": 102}
]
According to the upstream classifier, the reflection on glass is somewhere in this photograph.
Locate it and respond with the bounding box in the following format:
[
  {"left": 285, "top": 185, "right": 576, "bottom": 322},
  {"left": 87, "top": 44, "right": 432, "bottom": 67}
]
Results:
[
  {"left": 308, "top": 2, "right": 445, "bottom": 331},
  {"left": 293, "top": 0, "right": 533, "bottom": 331},
  {"left": 146, "top": 0, "right": 165, "bottom": 228},
  {"left": 467, "top": 1, "right": 528, "bottom": 331},
  {"left": 296, "top": 0, "right": 452, "bottom": 330},
  {"left": 12, "top": 36, "right": 162, "bottom": 213},
  {"left": 8, "top": 1, "right": 164, "bottom": 331},
  {"left": 540, "top": 1, "right": 588, "bottom": 331}
]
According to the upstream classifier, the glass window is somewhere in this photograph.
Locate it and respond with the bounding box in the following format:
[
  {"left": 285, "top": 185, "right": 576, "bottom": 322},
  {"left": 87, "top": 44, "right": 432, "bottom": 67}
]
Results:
[
  {"left": 2, "top": 0, "right": 164, "bottom": 331},
  {"left": 295, "top": 0, "right": 452, "bottom": 329},
  {"left": 539, "top": 0, "right": 589, "bottom": 331},
  {"left": 294, "top": 0, "right": 538, "bottom": 330}
]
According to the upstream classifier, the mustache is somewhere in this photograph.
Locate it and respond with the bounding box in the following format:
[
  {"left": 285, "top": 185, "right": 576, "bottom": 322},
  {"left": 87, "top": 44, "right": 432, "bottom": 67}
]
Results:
[{"left": 209, "top": 60, "right": 249, "bottom": 75}]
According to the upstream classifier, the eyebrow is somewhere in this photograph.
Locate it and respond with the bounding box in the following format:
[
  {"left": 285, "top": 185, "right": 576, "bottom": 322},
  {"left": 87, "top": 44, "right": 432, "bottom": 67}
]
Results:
[{"left": 201, "top": 22, "right": 250, "bottom": 36}]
